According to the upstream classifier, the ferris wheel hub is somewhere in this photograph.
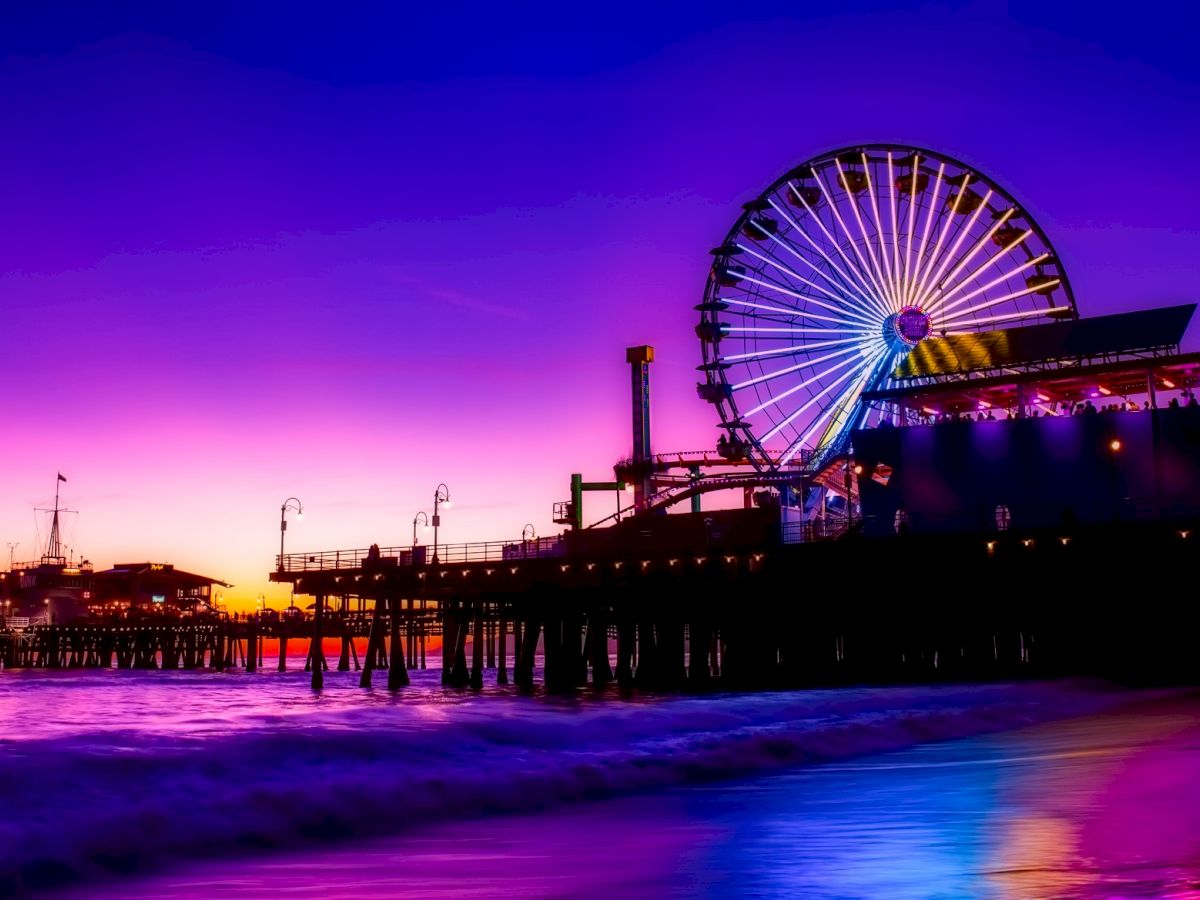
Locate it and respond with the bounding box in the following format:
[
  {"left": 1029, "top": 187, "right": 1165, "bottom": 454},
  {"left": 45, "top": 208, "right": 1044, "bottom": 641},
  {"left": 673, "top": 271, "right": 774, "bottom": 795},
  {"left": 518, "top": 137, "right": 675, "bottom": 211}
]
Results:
[{"left": 888, "top": 306, "right": 933, "bottom": 348}]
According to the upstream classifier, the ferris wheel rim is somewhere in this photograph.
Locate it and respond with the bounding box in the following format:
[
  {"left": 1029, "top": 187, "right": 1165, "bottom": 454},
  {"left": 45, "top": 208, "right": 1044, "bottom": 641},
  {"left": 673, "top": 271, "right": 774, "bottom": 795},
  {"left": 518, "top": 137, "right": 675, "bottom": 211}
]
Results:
[{"left": 699, "top": 143, "right": 1079, "bottom": 473}]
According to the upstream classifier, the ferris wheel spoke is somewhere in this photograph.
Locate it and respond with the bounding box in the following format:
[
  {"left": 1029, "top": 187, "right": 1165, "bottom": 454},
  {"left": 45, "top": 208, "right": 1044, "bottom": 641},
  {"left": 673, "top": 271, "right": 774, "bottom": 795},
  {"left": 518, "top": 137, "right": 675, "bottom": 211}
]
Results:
[
  {"left": 759, "top": 357, "right": 874, "bottom": 444},
  {"left": 941, "top": 306, "right": 1064, "bottom": 330},
  {"left": 799, "top": 349, "right": 896, "bottom": 456},
  {"left": 775, "top": 346, "right": 891, "bottom": 463},
  {"left": 732, "top": 344, "right": 868, "bottom": 390},
  {"left": 901, "top": 157, "right": 921, "bottom": 305},
  {"left": 726, "top": 307, "right": 842, "bottom": 330},
  {"left": 912, "top": 177, "right": 975, "bottom": 306},
  {"left": 909, "top": 162, "right": 949, "bottom": 307},
  {"left": 722, "top": 295, "right": 840, "bottom": 322},
  {"left": 719, "top": 334, "right": 878, "bottom": 363},
  {"left": 741, "top": 352, "right": 870, "bottom": 416},
  {"left": 775, "top": 192, "right": 892, "bottom": 320},
  {"left": 887, "top": 153, "right": 903, "bottom": 306},
  {"left": 860, "top": 154, "right": 899, "bottom": 308},
  {"left": 938, "top": 281, "right": 1062, "bottom": 325},
  {"left": 915, "top": 207, "right": 1015, "bottom": 311},
  {"left": 811, "top": 168, "right": 894, "bottom": 316},
  {"left": 925, "top": 236, "right": 1040, "bottom": 318},
  {"left": 736, "top": 239, "right": 880, "bottom": 328},
  {"left": 832, "top": 159, "right": 895, "bottom": 310},
  {"left": 934, "top": 251, "right": 1050, "bottom": 318},
  {"left": 758, "top": 204, "right": 887, "bottom": 324},
  {"left": 725, "top": 325, "right": 871, "bottom": 336},
  {"left": 914, "top": 188, "right": 994, "bottom": 310},
  {"left": 733, "top": 275, "right": 877, "bottom": 329}
]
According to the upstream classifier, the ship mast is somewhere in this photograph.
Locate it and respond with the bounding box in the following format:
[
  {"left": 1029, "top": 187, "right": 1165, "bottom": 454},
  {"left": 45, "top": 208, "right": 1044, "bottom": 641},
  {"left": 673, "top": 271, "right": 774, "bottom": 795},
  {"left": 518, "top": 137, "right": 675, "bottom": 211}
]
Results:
[{"left": 40, "top": 474, "right": 71, "bottom": 565}]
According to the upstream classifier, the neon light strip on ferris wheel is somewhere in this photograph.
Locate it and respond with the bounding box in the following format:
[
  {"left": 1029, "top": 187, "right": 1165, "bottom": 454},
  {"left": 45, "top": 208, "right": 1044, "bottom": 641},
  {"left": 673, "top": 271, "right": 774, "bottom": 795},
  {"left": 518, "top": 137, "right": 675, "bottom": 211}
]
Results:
[
  {"left": 917, "top": 184, "right": 993, "bottom": 312},
  {"left": 910, "top": 166, "right": 964, "bottom": 310},
  {"left": 742, "top": 351, "right": 876, "bottom": 417},
  {"left": 735, "top": 243, "right": 880, "bottom": 328},
  {"left": 811, "top": 166, "right": 894, "bottom": 315},
  {"left": 732, "top": 344, "right": 868, "bottom": 391},
  {"left": 832, "top": 157, "right": 895, "bottom": 311},
  {"left": 759, "top": 340, "right": 888, "bottom": 444},
  {"left": 937, "top": 281, "right": 1062, "bottom": 324},
  {"left": 925, "top": 240, "right": 1042, "bottom": 317},
  {"left": 719, "top": 334, "right": 874, "bottom": 363},
  {"left": 912, "top": 206, "right": 1013, "bottom": 311},
  {"left": 860, "top": 152, "right": 900, "bottom": 309},
  {"left": 776, "top": 191, "right": 893, "bottom": 320}
]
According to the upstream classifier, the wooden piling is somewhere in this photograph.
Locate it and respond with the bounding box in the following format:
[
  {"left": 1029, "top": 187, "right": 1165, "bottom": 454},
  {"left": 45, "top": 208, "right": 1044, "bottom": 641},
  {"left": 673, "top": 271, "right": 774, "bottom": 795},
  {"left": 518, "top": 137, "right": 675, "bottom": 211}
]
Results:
[
  {"left": 387, "top": 594, "right": 409, "bottom": 689},
  {"left": 496, "top": 612, "right": 508, "bottom": 685},
  {"left": 470, "top": 611, "right": 484, "bottom": 689},
  {"left": 311, "top": 593, "right": 326, "bottom": 691},
  {"left": 246, "top": 621, "right": 258, "bottom": 673}
]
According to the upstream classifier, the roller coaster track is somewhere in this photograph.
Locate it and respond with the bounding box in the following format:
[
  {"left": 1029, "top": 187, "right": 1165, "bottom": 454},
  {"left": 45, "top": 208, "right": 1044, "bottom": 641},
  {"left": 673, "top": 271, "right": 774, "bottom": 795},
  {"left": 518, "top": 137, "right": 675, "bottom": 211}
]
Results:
[{"left": 592, "top": 447, "right": 857, "bottom": 529}]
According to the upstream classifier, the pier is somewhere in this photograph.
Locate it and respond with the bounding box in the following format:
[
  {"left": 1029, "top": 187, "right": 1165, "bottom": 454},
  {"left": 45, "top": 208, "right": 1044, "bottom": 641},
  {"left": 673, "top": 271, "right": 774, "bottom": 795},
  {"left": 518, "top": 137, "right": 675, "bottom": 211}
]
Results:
[{"left": 6, "top": 511, "right": 1198, "bottom": 692}]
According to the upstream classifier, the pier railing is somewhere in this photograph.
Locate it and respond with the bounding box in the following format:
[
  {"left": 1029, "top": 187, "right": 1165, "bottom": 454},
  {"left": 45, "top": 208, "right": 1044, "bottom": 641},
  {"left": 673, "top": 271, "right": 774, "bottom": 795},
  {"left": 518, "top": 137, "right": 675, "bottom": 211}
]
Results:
[{"left": 278, "top": 535, "right": 567, "bottom": 573}]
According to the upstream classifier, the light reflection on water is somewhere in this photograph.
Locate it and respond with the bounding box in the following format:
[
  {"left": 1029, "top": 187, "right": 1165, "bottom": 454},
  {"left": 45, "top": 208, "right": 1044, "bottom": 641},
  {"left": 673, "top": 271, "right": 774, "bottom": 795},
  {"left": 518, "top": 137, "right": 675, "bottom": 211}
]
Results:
[{"left": 70, "top": 697, "right": 1200, "bottom": 899}]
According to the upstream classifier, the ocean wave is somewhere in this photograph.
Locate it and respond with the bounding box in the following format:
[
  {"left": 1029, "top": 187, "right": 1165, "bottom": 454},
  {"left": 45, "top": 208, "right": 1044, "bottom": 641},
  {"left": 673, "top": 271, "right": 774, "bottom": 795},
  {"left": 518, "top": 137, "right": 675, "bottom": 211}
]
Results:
[{"left": 0, "top": 678, "right": 1142, "bottom": 894}]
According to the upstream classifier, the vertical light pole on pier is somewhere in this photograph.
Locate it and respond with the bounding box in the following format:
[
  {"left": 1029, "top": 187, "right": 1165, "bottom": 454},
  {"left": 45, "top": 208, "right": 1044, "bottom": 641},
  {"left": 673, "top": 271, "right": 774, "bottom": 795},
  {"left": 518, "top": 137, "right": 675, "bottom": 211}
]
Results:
[
  {"left": 413, "top": 511, "right": 429, "bottom": 546},
  {"left": 279, "top": 498, "right": 303, "bottom": 571},
  {"left": 431, "top": 484, "right": 451, "bottom": 564}
]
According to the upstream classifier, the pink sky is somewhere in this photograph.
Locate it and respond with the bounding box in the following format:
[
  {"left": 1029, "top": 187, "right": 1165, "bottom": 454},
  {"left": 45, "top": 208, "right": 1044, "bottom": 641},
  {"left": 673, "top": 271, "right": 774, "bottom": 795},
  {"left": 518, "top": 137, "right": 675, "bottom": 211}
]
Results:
[{"left": 2, "top": 7, "right": 1199, "bottom": 608}]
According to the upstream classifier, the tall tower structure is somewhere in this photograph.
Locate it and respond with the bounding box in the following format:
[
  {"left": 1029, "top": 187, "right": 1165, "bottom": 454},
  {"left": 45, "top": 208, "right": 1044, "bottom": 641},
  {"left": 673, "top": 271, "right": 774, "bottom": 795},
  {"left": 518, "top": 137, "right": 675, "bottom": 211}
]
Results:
[{"left": 626, "top": 345, "right": 654, "bottom": 509}]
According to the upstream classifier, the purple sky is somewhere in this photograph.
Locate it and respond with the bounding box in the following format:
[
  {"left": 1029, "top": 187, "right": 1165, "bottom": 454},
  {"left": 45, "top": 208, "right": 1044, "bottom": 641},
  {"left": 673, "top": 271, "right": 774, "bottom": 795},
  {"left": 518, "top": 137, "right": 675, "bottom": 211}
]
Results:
[{"left": 2, "top": 3, "right": 1198, "bottom": 606}]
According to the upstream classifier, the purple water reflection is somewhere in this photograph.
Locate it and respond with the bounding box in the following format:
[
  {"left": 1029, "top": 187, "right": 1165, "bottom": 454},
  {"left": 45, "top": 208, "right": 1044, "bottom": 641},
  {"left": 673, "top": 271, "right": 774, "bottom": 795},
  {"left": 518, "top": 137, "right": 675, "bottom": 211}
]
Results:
[{"left": 0, "top": 675, "right": 1188, "bottom": 898}]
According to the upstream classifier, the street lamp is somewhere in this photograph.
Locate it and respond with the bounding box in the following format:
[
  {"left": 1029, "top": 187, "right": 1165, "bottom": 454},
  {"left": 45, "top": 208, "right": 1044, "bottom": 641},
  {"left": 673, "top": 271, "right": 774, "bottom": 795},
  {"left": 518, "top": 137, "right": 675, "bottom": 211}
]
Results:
[
  {"left": 522, "top": 523, "right": 536, "bottom": 541},
  {"left": 279, "top": 497, "right": 303, "bottom": 571},
  {"left": 432, "top": 483, "right": 451, "bottom": 564},
  {"left": 413, "top": 511, "right": 429, "bottom": 546},
  {"left": 6, "top": 542, "right": 16, "bottom": 569}
]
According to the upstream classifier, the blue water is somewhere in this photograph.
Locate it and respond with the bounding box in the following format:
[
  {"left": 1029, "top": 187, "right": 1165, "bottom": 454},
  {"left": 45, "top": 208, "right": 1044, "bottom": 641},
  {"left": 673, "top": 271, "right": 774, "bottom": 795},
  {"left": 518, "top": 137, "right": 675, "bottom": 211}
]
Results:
[{"left": 0, "top": 669, "right": 1193, "bottom": 897}]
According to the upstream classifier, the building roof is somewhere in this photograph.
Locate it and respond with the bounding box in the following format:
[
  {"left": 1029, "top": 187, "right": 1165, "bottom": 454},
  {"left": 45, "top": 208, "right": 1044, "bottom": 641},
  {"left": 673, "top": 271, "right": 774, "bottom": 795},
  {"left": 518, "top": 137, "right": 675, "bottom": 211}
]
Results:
[
  {"left": 862, "top": 351, "right": 1200, "bottom": 410},
  {"left": 91, "top": 563, "right": 231, "bottom": 588},
  {"left": 894, "top": 304, "right": 1196, "bottom": 380}
]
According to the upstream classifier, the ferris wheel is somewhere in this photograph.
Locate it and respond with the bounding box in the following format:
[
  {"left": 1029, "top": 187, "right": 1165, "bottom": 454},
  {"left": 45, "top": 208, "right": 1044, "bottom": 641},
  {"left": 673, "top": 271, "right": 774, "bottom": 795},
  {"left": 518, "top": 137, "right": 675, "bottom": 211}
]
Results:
[{"left": 697, "top": 144, "right": 1077, "bottom": 471}]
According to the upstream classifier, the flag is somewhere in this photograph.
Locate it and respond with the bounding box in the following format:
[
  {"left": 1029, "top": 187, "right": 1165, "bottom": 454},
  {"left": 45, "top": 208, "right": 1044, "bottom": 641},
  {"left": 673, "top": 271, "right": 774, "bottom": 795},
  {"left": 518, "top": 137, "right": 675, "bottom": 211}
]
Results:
[{"left": 57, "top": 473, "right": 67, "bottom": 482}]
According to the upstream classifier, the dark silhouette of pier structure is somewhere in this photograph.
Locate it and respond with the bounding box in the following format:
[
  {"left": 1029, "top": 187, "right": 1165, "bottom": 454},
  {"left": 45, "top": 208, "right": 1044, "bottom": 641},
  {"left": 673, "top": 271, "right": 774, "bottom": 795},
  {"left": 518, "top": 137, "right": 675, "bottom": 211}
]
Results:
[{"left": 5, "top": 317, "right": 1200, "bottom": 692}]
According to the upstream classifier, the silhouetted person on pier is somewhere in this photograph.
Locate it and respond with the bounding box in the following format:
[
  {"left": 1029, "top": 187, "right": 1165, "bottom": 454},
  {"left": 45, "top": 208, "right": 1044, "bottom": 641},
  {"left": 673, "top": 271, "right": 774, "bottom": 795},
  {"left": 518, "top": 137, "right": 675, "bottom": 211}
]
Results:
[
  {"left": 367, "top": 543, "right": 380, "bottom": 560},
  {"left": 1169, "top": 397, "right": 1181, "bottom": 409}
]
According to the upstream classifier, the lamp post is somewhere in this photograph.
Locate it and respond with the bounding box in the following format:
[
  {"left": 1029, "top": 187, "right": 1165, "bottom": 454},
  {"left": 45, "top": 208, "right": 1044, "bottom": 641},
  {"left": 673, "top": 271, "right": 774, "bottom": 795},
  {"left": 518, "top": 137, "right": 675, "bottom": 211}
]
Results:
[
  {"left": 522, "top": 523, "right": 536, "bottom": 558},
  {"left": 1109, "top": 438, "right": 1122, "bottom": 521},
  {"left": 413, "top": 511, "right": 429, "bottom": 546},
  {"left": 279, "top": 498, "right": 303, "bottom": 571},
  {"left": 432, "top": 483, "right": 451, "bottom": 564},
  {"left": 6, "top": 542, "right": 16, "bottom": 570}
]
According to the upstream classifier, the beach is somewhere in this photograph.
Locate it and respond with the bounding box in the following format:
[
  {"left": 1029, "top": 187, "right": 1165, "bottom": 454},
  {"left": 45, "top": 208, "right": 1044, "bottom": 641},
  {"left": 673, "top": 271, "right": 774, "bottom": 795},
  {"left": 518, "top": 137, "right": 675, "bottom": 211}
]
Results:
[{"left": 2, "top": 670, "right": 1196, "bottom": 896}]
